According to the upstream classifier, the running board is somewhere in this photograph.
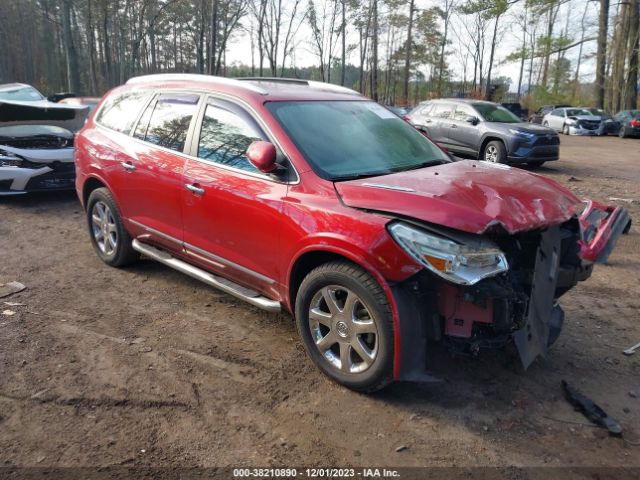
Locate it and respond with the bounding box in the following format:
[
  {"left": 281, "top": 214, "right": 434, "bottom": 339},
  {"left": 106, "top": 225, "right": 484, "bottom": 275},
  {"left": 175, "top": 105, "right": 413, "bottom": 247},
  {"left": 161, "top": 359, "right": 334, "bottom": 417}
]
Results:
[{"left": 131, "top": 239, "right": 281, "bottom": 312}]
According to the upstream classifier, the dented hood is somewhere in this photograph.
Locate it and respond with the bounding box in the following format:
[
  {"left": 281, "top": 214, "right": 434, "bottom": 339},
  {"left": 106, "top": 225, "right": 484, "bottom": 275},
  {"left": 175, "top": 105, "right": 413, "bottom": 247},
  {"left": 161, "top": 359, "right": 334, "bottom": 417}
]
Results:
[
  {"left": 334, "top": 160, "right": 581, "bottom": 234},
  {"left": 0, "top": 98, "right": 88, "bottom": 132}
]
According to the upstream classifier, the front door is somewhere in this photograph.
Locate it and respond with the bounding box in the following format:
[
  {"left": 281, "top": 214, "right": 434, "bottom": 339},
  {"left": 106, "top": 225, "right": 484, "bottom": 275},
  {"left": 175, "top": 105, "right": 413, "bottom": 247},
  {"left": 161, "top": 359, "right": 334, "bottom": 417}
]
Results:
[
  {"left": 182, "top": 97, "right": 288, "bottom": 299},
  {"left": 447, "top": 104, "right": 483, "bottom": 156}
]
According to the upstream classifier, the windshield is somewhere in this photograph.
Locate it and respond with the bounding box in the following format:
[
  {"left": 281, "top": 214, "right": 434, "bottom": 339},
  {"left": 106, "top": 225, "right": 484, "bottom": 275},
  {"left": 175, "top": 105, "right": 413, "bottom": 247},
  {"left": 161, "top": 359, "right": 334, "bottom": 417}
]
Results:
[
  {"left": 566, "top": 108, "right": 592, "bottom": 116},
  {"left": 472, "top": 103, "right": 520, "bottom": 123},
  {"left": 0, "top": 86, "right": 45, "bottom": 102},
  {"left": 266, "top": 101, "right": 450, "bottom": 180}
]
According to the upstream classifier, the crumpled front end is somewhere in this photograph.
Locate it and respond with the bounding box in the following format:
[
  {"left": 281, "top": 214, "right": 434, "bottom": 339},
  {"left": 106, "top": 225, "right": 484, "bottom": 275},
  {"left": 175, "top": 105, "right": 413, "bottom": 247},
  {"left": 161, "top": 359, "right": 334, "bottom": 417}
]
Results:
[
  {"left": 0, "top": 124, "right": 77, "bottom": 195},
  {"left": 392, "top": 203, "right": 631, "bottom": 379}
]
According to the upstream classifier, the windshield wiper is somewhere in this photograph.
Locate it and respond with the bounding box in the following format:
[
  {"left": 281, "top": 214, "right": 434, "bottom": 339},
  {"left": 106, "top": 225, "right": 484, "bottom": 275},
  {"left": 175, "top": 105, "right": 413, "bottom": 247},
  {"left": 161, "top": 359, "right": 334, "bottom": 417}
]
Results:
[
  {"left": 332, "top": 170, "right": 393, "bottom": 181},
  {"left": 390, "top": 160, "right": 446, "bottom": 172}
]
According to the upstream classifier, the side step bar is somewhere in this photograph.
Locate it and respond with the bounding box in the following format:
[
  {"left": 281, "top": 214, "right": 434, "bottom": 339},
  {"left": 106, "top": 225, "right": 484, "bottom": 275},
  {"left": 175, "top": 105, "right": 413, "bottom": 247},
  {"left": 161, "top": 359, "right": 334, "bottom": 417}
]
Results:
[{"left": 132, "top": 239, "right": 281, "bottom": 313}]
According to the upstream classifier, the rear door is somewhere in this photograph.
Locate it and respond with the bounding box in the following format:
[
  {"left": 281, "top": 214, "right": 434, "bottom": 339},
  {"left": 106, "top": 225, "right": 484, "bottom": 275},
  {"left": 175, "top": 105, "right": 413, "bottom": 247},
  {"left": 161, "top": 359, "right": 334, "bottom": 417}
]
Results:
[
  {"left": 447, "top": 103, "right": 483, "bottom": 155},
  {"left": 123, "top": 92, "right": 202, "bottom": 250},
  {"left": 181, "top": 97, "right": 288, "bottom": 299},
  {"left": 427, "top": 103, "right": 455, "bottom": 146}
]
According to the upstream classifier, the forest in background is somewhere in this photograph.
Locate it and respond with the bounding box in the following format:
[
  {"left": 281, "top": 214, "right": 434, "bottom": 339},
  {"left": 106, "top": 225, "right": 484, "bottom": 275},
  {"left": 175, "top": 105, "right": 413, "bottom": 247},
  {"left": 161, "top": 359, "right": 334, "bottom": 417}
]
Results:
[{"left": 0, "top": 0, "right": 638, "bottom": 112}]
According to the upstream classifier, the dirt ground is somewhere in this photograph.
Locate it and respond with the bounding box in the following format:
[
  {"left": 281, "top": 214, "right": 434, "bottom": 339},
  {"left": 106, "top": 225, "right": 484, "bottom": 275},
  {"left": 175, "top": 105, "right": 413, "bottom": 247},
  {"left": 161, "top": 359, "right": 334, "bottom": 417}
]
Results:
[{"left": 1, "top": 135, "right": 639, "bottom": 473}]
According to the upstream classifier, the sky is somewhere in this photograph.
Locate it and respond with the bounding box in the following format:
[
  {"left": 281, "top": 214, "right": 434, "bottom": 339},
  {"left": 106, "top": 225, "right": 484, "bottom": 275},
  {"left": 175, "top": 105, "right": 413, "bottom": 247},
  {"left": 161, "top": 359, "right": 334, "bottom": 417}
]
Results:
[{"left": 222, "top": 0, "right": 600, "bottom": 92}]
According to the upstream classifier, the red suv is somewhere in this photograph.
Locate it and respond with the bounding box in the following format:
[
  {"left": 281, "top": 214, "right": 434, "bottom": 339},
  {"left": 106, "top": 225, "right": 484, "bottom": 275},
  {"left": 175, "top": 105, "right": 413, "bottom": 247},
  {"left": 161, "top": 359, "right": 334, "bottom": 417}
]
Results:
[{"left": 75, "top": 74, "right": 630, "bottom": 392}]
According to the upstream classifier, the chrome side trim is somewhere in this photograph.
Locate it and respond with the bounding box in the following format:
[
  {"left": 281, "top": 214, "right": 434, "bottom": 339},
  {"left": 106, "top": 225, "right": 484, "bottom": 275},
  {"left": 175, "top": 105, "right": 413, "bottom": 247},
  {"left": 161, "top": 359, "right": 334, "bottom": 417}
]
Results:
[
  {"left": 128, "top": 219, "right": 182, "bottom": 245},
  {"left": 361, "top": 183, "right": 417, "bottom": 193},
  {"left": 132, "top": 239, "right": 281, "bottom": 312},
  {"left": 184, "top": 242, "right": 276, "bottom": 284}
]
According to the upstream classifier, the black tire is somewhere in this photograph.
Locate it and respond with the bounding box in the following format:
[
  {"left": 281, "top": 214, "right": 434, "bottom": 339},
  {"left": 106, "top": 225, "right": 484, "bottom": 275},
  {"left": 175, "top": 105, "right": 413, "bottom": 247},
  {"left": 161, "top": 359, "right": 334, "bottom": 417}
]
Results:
[
  {"left": 295, "top": 261, "right": 394, "bottom": 392},
  {"left": 483, "top": 140, "right": 507, "bottom": 164},
  {"left": 543, "top": 121, "right": 550, "bottom": 127},
  {"left": 619, "top": 126, "right": 628, "bottom": 138},
  {"left": 86, "top": 187, "right": 139, "bottom": 267},
  {"left": 562, "top": 124, "right": 570, "bottom": 135}
]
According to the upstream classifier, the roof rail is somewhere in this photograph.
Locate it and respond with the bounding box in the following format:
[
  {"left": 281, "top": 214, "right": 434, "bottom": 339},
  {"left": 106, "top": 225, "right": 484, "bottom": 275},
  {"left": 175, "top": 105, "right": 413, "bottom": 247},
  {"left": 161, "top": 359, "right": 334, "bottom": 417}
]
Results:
[
  {"left": 125, "top": 74, "right": 268, "bottom": 95},
  {"left": 238, "top": 77, "right": 361, "bottom": 96},
  {"left": 237, "top": 77, "right": 309, "bottom": 85}
]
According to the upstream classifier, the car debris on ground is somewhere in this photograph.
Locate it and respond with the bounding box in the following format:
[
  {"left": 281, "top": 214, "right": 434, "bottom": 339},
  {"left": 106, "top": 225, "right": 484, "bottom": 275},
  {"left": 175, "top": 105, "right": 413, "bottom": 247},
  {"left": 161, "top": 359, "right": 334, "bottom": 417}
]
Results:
[
  {"left": 562, "top": 380, "right": 623, "bottom": 437},
  {"left": 0, "top": 281, "right": 25, "bottom": 298},
  {"left": 623, "top": 341, "right": 640, "bottom": 356}
]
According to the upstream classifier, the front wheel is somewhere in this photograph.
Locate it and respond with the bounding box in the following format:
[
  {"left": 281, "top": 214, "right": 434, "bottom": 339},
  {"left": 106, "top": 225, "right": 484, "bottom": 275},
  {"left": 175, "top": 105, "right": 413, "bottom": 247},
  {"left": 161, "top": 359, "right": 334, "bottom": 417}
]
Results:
[
  {"left": 619, "top": 126, "right": 628, "bottom": 138},
  {"left": 483, "top": 140, "right": 507, "bottom": 164},
  {"left": 86, "top": 188, "right": 139, "bottom": 267},
  {"left": 562, "top": 124, "right": 570, "bottom": 135},
  {"left": 295, "top": 261, "right": 394, "bottom": 392}
]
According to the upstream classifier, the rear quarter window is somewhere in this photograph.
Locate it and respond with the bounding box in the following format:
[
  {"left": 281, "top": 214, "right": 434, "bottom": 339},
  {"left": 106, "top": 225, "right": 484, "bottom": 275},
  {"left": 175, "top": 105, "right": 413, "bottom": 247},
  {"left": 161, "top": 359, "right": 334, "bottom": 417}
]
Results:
[{"left": 95, "top": 91, "right": 150, "bottom": 134}]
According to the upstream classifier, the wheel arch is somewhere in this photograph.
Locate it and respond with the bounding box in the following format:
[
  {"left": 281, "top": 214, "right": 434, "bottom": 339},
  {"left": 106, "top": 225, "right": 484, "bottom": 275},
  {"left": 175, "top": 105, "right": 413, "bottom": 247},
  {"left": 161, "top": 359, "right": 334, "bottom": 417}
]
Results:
[
  {"left": 479, "top": 135, "right": 506, "bottom": 159},
  {"left": 286, "top": 245, "right": 403, "bottom": 380},
  {"left": 81, "top": 175, "right": 109, "bottom": 209}
]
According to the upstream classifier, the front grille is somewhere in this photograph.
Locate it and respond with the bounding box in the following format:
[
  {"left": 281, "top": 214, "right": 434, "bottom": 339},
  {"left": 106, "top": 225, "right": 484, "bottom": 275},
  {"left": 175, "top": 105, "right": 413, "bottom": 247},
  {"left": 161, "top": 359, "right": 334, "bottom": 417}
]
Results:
[
  {"left": 23, "top": 169, "right": 75, "bottom": 191},
  {"left": 532, "top": 135, "right": 560, "bottom": 146},
  {"left": 0, "top": 136, "right": 73, "bottom": 149},
  {"left": 578, "top": 120, "right": 600, "bottom": 130}
]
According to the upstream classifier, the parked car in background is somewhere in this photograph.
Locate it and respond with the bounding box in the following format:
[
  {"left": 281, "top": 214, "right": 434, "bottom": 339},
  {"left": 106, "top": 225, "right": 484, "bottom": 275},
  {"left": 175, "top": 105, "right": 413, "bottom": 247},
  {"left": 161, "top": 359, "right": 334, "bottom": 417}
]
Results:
[
  {"left": 59, "top": 96, "right": 101, "bottom": 115},
  {"left": 501, "top": 102, "right": 528, "bottom": 121},
  {"left": 580, "top": 107, "right": 619, "bottom": 135},
  {"left": 407, "top": 98, "right": 559, "bottom": 166},
  {"left": 613, "top": 110, "right": 640, "bottom": 138},
  {"left": 528, "top": 104, "right": 571, "bottom": 124},
  {"left": 0, "top": 83, "right": 88, "bottom": 195},
  {"left": 386, "top": 105, "right": 412, "bottom": 120},
  {"left": 74, "top": 75, "right": 628, "bottom": 391},
  {"left": 542, "top": 107, "right": 602, "bottom": 136}
]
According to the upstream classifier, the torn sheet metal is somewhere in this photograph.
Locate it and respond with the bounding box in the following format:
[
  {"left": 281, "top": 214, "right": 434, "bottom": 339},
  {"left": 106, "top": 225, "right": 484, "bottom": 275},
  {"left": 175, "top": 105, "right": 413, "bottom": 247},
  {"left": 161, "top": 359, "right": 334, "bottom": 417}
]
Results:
[{"left": 513, "top": 225, "right": 562, "bottom": 369}]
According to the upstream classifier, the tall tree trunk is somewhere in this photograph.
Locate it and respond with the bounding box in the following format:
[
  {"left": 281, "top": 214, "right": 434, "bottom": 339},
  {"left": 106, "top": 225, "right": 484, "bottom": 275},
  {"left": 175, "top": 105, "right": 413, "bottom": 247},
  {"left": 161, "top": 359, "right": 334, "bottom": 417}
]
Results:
[
  {"left": 209, "top": 0, "right": 218, "bottom": 74},
  {"left": 595, "top": 0, "right": 609, "bottom": 108},
  {"left": 371, "top": 0, "right": 379, "bottom": 101},
  {"left": 341, "top": 0, "right": 346, "bottom": 86},
  {"left": 402, "top": 0, "right": 414, "bottom": 103},
  {"left": 61, "top": 0, "right": 80, "bottom": 92},
  {"left": 625, "top": 0, "right": 639, "bottom": 108},
  {"left": 516, "top": 7, "right": 528, "bottom": 97},
  {"left": 484, "top": 14, "right": 500, "bottom": 100}
]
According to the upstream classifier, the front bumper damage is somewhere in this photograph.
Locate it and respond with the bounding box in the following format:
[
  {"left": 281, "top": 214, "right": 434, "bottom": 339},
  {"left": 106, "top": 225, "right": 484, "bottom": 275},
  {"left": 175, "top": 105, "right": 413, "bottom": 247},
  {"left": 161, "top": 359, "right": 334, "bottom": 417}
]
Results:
[
  {"left": 394, "top": 202, "right": 631, "bottom": 380},
  {"left": 0, "top": 145, "right": 75, "bottom": 195}
]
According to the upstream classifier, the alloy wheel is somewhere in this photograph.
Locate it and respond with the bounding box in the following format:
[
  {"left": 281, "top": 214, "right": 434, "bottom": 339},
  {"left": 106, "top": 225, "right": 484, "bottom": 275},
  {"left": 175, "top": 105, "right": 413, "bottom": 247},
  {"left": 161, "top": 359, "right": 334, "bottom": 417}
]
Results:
[
  {"left": 91, "top": 201, "right": 118, "bottom": 256},
  {"left": 308, "top": 285, "right": 379, "bottom": 374},
  {"left": 485, "top": 145, "right": 499, "bottom": 162}
]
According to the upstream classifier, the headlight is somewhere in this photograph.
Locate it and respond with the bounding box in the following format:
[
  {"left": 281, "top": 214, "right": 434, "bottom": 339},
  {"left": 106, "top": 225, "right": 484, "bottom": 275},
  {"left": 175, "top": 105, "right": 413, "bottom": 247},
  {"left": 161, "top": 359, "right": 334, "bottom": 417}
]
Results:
[
  {"left": 0, "top": 149, "right": 23, "bottom": 167},
  {"left": 509, "top": 129, "right": 536, "bottom": 141},
  {"left": 388, "top": 223, "right": 509, "bottom": 285}
]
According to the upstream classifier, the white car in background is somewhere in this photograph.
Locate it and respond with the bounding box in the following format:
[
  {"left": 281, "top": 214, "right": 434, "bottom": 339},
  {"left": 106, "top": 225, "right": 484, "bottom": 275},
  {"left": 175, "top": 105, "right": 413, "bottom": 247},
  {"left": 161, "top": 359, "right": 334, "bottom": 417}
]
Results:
[
  {"left": 542, "top": 107, "right": 603, "bottom": 136},
  {"left": 0, "top": 83, "right": 88, "bottom": 195}
]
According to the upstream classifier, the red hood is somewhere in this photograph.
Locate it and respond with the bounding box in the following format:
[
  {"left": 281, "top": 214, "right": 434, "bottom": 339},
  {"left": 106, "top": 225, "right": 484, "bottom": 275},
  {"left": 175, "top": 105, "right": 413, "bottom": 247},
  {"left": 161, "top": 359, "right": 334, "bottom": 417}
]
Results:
[{"left": 334, "top": 160, "right": 581, "bottom": 234}]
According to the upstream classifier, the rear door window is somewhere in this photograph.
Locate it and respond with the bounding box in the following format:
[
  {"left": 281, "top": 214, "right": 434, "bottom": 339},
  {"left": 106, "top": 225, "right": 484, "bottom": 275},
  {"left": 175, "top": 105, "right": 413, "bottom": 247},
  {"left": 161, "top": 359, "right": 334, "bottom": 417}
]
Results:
[
  {"left": 431, "top": 103, "right": 453, "bottom": 119},
  {"left": 96, "top": 91, "right": 150, "bottom": 134},
  {"left": 196, "top": 101, "right": 264, "bottom": 173},
  {"left": 137, "top": 93, "right": 200, "bottom": 152}
]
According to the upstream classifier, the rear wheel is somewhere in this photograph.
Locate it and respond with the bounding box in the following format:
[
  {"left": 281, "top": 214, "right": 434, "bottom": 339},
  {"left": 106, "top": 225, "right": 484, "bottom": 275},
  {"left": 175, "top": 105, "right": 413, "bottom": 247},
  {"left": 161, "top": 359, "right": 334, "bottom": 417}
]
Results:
[
  {"left": 86, "top": 188, "right": 139, "bottom": 267},
  {"left": 295, "top": 261, "right": 394, "bottom": 392},
  {"left": 483, "top": 140, "right": 507, "bottom": 164}
]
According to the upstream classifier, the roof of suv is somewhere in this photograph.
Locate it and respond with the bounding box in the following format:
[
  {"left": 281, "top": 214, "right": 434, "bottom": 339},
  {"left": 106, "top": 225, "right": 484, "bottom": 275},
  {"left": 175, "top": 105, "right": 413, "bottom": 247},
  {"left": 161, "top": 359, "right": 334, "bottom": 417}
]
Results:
[
  {"left": 124, "top": 74, "right": 363, "bottom": 103},
  {"left": 420, "top": 98, "right": 498, "bottom": 106}
]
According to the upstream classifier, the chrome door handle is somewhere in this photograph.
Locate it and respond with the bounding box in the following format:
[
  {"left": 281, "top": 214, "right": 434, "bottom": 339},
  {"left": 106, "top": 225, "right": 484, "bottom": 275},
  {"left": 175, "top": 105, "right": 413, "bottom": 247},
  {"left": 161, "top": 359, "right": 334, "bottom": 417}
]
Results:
[
  {"left": 185, "top": 183, "right": 205, "bottom": 196},
  {"left": 120, "top": 161, "right": 136, "bottom": 172}
]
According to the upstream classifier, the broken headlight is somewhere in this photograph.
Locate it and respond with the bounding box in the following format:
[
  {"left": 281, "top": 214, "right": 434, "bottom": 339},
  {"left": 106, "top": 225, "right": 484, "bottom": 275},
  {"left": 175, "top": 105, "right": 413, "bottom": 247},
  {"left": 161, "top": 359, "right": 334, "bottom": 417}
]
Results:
[
  {"left": 388, "top": 222, "right": 509, "bottom": 285},
  {"left": 0, "top": 149, "right": 23, "bottom": 167}
]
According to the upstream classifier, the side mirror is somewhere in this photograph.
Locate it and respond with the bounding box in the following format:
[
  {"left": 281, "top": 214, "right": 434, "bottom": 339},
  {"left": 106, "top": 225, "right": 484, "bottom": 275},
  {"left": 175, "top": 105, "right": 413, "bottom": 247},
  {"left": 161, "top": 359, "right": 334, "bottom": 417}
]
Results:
[
  {"left": 466, "top": 116, "right": 479, "bottom": 126},
  {"left": 246, "top": 140, "right": 278, "bottom": 173}
]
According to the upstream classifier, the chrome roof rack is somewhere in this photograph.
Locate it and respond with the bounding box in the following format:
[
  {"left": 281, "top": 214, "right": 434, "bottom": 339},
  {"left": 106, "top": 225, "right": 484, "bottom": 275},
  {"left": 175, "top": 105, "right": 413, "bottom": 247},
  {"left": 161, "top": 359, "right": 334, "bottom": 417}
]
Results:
[
  {"left": 126, "top": 74, "right": 268, "bottom": 95},
  {"left": 237, "top": 77, "right": 361, "bottom": 96}
]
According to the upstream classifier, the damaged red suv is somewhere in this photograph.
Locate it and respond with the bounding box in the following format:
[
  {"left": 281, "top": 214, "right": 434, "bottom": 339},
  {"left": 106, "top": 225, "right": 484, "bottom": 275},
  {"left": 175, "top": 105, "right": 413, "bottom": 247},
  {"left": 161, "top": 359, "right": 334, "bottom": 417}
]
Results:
[{"left": 75, "top": 74, "right": 630, "bottom": 392}]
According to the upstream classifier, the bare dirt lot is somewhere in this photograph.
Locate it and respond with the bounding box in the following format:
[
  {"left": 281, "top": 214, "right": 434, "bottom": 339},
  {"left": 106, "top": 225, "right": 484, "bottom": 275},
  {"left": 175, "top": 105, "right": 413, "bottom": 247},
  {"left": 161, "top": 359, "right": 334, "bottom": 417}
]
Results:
[{"left": 1, "top": 135, "right": 639, "bottom": 474}]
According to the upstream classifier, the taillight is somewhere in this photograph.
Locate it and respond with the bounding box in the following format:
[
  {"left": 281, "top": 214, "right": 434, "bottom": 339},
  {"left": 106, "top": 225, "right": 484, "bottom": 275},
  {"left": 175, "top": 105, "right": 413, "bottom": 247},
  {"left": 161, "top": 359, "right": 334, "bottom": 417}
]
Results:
[{"left": 630, "top": 119, "right": 640, "bottom": 127}]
